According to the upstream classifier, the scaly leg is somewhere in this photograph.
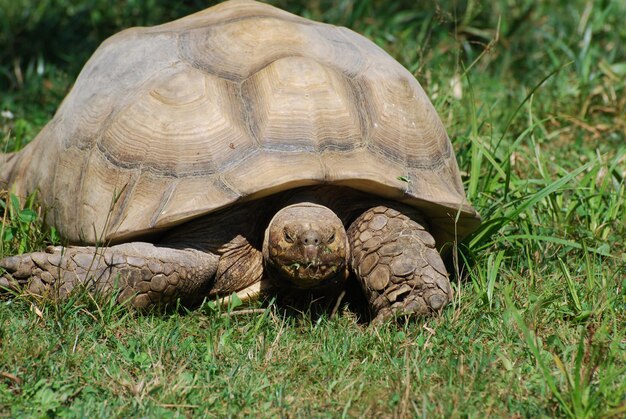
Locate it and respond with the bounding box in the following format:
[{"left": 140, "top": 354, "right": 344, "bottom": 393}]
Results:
[
  {"left": 0, "top": 242, "right": 219, "bottom": 307},
  {"left": 348, "top": 206, "right": 452, "bottom": 323}
]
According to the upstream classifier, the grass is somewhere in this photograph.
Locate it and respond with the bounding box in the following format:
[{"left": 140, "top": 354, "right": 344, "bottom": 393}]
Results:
[{"left": 1, "top": 0, "right": 625, "bottom": 416}]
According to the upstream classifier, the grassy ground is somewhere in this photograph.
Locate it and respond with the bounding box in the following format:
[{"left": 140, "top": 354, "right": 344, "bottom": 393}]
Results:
[{"left": 1, "top": 0, "right": 625, "bottom": 416}]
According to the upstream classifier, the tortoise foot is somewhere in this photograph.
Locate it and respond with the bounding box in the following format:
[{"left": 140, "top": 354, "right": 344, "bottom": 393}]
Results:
[
  {"left": 0, "top": 246, "right": 72, "bottom": 296},
  {"left": 348, "top": 206, "right": 452, "bottom": 324}
]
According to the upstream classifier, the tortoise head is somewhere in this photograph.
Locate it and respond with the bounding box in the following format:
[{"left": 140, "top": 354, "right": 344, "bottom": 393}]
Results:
[{"left": 263, "top": 203, "right": 349, "bottom": 289}]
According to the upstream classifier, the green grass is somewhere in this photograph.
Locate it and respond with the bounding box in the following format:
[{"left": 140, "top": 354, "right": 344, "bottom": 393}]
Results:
[{"left": 1, "top": 0, "right": 625, "bottom": 416}]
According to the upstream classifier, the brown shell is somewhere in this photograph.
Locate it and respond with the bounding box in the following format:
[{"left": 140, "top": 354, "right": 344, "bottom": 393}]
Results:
[{"left": 6, "top": 0, "right": 480, "bottom": 245}]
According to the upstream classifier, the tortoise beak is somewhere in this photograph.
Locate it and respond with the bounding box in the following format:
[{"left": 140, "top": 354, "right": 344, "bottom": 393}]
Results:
[{"left": 302, "top": 244, "right": 319, "bottom": 263}]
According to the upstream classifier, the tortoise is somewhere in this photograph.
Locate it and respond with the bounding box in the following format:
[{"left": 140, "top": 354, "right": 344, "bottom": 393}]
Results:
[{"left": 0, "top": 0, "right": 480, "bottom": 323}]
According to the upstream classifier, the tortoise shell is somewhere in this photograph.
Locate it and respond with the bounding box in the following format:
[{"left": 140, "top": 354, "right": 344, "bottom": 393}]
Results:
[{"left": 6, "top": 0, "right": 480, "bottom": 245}]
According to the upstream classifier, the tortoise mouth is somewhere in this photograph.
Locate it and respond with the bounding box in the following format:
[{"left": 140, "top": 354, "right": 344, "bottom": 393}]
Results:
[
  {"left": 270, "top": 258, "right": 348, "bottom": 289},
  {"left": 287, "top": 260, "right": 342, "bottom": 285}
]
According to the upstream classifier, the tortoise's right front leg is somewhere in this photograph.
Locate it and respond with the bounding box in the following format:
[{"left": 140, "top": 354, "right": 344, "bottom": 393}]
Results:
[
  {"left": 348, "top": 206, "right": 452, "bottom": 324},
  {"left": 0, "top": 243, "right": 219, "bottom": 307}
]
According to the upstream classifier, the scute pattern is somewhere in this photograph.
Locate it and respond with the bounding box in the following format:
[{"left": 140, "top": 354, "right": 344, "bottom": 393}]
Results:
[
  {"left": 4, "top": 0, "right": 480, "bottom": 245},
  {"left": 178, "top": 16, "right": 367, "bottom": 82},
  {"left": 100, "top": 64, "right": 254, "bottom": 176},
  {"left": 63, "top": 31, "right": 181, "bottom": 151},
  {"left": 358, "top": 64, "right": 450, "bottom": 168},
  {"left": 245, "top": 56, "right": 364, "bottom": 152}
]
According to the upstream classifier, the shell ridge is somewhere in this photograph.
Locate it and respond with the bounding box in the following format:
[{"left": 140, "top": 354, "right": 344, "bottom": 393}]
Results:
[
  {"left": 107, "top": 169, "right": 141, "bottom": 235},
  {"left": 149, "top": 179, "right": 179, "bottom": 228},
  {"left": 74, "top": 145, "right": 93, "bottom": 239},
  {"left": 236, "top": 82, "right": 262, "bottom": 150}
]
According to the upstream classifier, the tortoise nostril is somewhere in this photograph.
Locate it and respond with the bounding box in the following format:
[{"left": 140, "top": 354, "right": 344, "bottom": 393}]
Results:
[{"left": 301, "top": 230, "right": 321, "bottom": 246}]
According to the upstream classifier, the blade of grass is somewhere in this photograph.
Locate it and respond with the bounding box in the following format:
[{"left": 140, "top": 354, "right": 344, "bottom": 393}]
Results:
[
  {"left": 558, "top": 258, "right": 583, "bottom": 314},
  {"left": 467, "top": 160, "right": 594, "bottom": 250},
  {"left": 505, "top": 289, "right": 575, "bottom": 418}
]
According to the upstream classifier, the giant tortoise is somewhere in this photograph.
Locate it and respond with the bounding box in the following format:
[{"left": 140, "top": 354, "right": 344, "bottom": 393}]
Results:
[{"left": 0, "top": 0, "right": 480, "bottom": 323}]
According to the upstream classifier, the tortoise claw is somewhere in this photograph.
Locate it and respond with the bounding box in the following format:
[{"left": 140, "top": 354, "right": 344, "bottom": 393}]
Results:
[
  {"left": 0, "top": 254, "right": 39, "bottom": 292},
  {"left": 0, "top": 255, "right": 23, "bottom": 276}
]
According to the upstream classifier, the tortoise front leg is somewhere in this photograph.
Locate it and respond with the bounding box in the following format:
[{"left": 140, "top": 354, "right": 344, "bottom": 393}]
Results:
[
  {"left": 347, "top": 206, "right": 452, "bottom": 324},
  {"left": 0, "top": 243, "right": 219, "bottom": 307}
]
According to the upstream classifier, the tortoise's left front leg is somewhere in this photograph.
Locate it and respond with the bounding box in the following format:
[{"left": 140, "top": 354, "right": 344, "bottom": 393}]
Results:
[{"left": 348, "top": 206, "right": 452, "bottom": 323}]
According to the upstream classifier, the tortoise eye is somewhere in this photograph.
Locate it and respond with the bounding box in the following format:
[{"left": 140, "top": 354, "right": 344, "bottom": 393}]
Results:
[
  {"left": 327, "top": 231, "right": 336, "bottom": 244},
  {"left": 284, "top": 228, "right": 295, "bottom": 243}
]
